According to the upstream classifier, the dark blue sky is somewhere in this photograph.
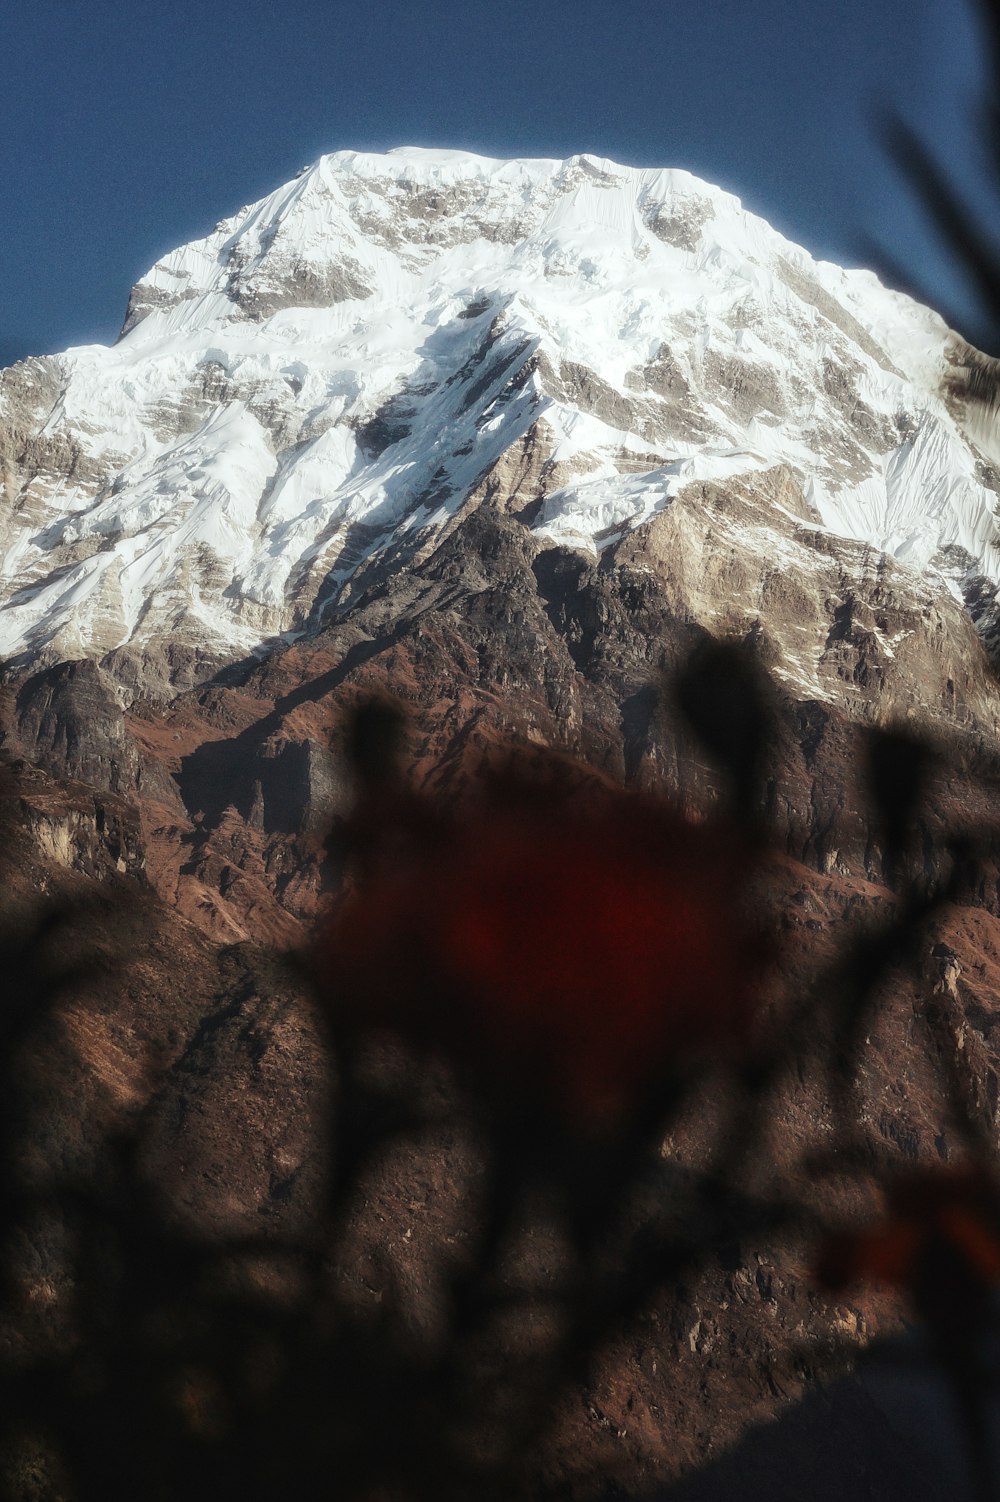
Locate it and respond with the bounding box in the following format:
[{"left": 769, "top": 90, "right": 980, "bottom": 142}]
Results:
[{"left": 1, "top": 0, "right": 992, "bottom": 368}]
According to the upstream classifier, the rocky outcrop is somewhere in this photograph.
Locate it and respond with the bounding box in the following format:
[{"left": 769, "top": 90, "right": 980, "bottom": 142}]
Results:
[
  {"left": 17, "top": 789, "right": 144, "bottom": 883},
  {"left": 8, "top": 658, "right": 140, "bottom": 797}
]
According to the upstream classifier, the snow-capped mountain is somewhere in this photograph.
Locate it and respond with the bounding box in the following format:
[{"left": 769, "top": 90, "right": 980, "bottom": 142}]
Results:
[
  {"left": 10, "top": 148, "right": 1000, "bottom": 1500},
  {"left": 7, "top": 143, "right": 998, "bottom": 954},
  {"left": 1, "top": 146, "right": 997, "bottom": 698}
]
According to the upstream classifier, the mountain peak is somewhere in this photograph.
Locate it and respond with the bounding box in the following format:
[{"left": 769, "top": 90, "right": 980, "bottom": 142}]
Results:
[{"left": 0, "top": 147, "right": 993, "bottom": 696}]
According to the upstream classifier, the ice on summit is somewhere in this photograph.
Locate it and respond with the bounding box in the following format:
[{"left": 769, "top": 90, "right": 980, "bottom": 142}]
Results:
[{"left": 0, "top": 146, "right": 996, "bottom": 681}]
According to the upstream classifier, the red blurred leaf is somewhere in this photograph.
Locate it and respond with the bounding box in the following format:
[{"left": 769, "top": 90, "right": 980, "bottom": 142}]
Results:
[{"left": 316, "top": 752, "right": 768, "bottom": 1127}]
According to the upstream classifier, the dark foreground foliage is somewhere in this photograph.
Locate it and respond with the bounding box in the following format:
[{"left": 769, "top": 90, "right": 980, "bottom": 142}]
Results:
[{"left": 0, "top": 641, "right": 999, "bottom": 1502}]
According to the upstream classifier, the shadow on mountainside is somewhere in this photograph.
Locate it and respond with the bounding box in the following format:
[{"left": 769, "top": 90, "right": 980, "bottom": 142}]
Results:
[{"left": 175, "top": 633, "right": 399, "bottom": 829}]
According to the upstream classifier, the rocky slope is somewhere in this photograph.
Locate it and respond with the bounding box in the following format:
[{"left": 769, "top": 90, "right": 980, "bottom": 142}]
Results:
[{"left": 4, "top": 148, "right": 1000, "bottom": 1494}]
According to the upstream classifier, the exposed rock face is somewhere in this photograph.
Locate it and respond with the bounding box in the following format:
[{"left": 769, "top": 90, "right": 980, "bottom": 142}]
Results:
[
  {"left": 2, "top": 763, "right": 145, "bottom": 888},
  {"left": 8, "top": 658, "right": 140, "bottom": 796},
  {"left": 83, "top": 470, "right": 994, "bottom": 948}
]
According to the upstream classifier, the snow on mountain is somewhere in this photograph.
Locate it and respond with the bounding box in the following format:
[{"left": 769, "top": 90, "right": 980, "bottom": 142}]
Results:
[{"left": 1, "top": 146, "right": 996, "bottom": 693}]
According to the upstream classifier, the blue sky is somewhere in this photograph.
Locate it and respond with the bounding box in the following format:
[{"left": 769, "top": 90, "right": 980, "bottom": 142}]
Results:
[{"left": 1, "top": 0, "right": 993, "bottom": 367}]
